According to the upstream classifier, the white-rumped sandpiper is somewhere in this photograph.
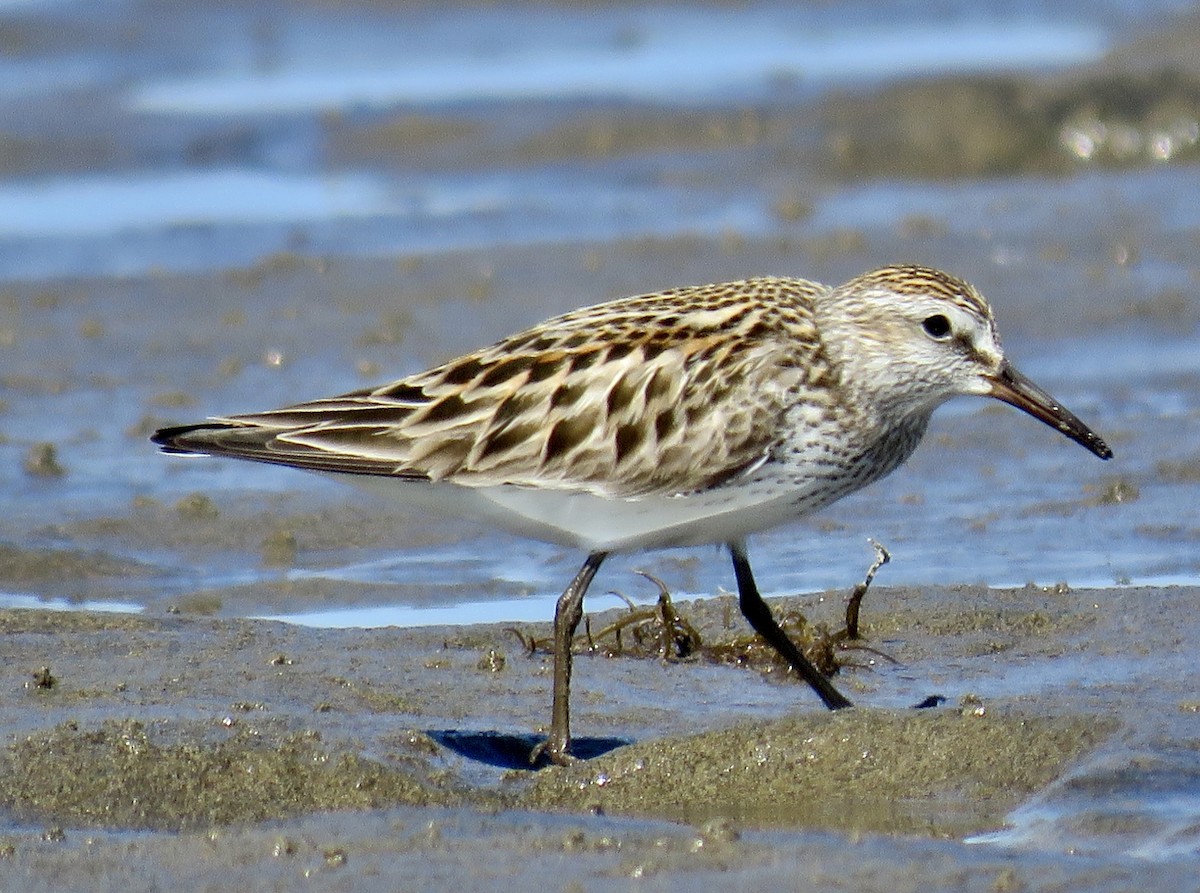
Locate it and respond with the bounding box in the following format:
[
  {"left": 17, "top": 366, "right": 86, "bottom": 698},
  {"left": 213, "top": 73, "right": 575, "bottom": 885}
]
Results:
[{"left": 154, "top": 264, "right": 1112, "bottom": 764}]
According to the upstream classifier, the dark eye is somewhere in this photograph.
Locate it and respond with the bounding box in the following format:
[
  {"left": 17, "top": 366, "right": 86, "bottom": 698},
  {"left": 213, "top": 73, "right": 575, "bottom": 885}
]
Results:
[{"left": 922, "top": 314, "right": 951, "bottom": 339}]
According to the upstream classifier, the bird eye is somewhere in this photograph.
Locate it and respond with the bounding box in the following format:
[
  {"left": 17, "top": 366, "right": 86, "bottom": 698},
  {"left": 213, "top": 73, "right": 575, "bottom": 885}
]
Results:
[{"left": 922, "top": 314, "right": 952, "bottom": 339}]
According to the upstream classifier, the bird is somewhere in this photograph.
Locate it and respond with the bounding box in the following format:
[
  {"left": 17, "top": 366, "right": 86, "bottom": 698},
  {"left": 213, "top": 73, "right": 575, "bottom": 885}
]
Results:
[{"left": 153, "top": 264, "right": 1112, "bottom": 764}]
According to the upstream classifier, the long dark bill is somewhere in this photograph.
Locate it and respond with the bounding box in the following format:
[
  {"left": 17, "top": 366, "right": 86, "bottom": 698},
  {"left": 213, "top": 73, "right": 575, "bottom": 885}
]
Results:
[{"left": 987, "top": 361, "right": 1113, "bottom": 460}]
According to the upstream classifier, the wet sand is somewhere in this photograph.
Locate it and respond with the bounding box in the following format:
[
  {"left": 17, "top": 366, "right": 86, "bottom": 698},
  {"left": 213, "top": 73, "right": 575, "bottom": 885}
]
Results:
[{"left": 1, "top": 575, "right": 1197, "bottom": 889}]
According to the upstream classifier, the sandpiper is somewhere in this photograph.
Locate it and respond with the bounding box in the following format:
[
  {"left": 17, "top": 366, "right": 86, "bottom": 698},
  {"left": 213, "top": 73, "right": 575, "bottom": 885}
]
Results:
[{"left": 154, "top": 264, "right": 1112, "bottom": 764}]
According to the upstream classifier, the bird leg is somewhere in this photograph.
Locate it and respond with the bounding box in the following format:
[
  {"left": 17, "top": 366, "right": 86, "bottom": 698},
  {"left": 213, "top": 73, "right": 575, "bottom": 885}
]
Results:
[
  {"left": 728, "top": 541, "right": 853, "bottom": 710},
  {"left": 530, "top": 551, "right": 608, "bottom": 765}
]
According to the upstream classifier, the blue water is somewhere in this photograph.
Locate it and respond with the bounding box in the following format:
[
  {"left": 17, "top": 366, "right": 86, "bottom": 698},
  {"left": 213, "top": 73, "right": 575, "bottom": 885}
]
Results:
[{"left": 127, "top": 15, "right": 1104, "bottom": 113}]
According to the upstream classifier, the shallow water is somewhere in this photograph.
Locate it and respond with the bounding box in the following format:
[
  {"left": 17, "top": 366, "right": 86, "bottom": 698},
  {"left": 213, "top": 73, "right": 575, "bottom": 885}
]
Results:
[
  {"left": 2, "top": 0, "right": 1200, "bottom": 883},
  {"left": 128, "top": 14, "right": 1105, "bottom": 113}
]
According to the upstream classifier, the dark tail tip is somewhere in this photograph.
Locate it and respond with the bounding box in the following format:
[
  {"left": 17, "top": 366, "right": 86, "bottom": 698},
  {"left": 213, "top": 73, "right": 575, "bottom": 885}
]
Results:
[{"left": 151, "top": 423, "right": 228, "bottom": 455}]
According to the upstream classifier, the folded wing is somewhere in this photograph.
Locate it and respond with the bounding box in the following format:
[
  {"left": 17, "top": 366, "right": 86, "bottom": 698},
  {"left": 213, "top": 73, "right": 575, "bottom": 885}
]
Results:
[{"left": 154, "top": 279, "right": 828, "bottom": 499}]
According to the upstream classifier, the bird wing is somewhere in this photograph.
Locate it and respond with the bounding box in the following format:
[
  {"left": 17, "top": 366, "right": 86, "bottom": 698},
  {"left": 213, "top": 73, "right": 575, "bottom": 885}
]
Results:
[{"left": 156, "top": 278, "right": 832, "bottom": 499}]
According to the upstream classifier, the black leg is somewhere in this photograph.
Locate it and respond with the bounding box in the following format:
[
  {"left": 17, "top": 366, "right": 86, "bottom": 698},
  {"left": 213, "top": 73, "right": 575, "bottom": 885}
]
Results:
[
  {"left": 530, "top": 551, "right": 608, "bottom": 765},
  {"left": 728, "top": 541, "right": 853, "bottom": 710}
]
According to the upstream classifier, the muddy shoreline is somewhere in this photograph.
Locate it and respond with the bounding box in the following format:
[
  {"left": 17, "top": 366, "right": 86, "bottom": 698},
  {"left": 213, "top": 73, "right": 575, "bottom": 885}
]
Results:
[
  {"left": 0, "top": 587, "right": 1108, "bottom": 831},
  {"left": 1, "top": 576, "right": 1195, "bottom": 888}
]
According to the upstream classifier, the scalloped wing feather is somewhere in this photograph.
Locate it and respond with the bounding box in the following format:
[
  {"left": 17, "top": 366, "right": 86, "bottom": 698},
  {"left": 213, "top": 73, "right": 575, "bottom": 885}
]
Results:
[{"left": 176, "top": 277, "right": 832, "bottom": 498}]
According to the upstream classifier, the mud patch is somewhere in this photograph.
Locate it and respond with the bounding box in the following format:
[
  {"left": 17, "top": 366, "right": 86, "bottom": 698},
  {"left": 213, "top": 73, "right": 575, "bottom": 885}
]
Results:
[
  {"left": 0, "top": 719, "right": 482, "bottom": 831},
  {"left": 0, "top": 544, "right": 156, "bottom": 585},
  {"left": 520, "top": 708, "right": 1114, "bottom": 837},
  {"left": 821, "top": 69, "right": 1200, "bottom": 180}
]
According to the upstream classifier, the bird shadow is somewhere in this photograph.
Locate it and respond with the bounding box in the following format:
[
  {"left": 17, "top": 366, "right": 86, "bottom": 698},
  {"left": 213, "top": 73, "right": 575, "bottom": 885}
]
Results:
[{"left": 427, "top": 729, "right": 630, "bottom": 770}]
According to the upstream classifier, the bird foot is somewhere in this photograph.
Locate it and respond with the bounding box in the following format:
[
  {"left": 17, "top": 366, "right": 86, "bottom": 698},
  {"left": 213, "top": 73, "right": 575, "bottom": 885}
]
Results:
[{"left": 530, "top": 734, "right": 577, "bottom": 767}]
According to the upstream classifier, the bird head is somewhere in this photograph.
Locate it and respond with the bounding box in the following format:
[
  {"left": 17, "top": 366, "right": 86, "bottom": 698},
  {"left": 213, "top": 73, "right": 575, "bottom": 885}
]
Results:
[{"left": 819, "top": 264, "right": 1112, "bottom": 460}]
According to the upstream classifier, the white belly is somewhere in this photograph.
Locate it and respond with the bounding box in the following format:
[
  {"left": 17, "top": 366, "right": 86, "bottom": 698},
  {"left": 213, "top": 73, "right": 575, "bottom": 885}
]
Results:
[{"left": 338, "top": 471, "right": 835, "bottom": 553}]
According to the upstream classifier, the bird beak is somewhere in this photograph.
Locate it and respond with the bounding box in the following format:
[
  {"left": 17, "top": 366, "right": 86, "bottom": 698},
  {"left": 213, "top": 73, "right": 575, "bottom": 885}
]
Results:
[{"left": 987, "top": 361, "right": 1112, "bottom": 460}]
